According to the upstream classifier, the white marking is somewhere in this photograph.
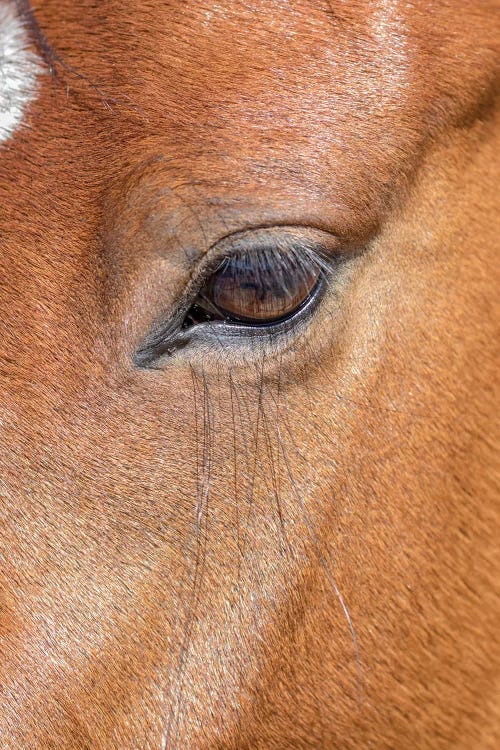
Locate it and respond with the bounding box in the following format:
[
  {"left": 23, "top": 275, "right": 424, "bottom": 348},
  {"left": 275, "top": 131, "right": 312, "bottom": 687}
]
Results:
[{"left": 0, "top": 1, "right": 43, "bottom": 145}]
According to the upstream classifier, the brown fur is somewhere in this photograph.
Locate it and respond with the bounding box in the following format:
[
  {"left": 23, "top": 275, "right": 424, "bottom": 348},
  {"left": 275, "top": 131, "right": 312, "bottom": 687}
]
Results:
[{"left": 0, "top": 1, "right": 499, "bottom": 747}]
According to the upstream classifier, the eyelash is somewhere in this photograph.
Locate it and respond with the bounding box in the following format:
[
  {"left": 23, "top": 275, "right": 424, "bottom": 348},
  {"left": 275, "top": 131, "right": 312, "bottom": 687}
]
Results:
[{"left": 134, "top": 230, "right": 344, "bottom": 368}]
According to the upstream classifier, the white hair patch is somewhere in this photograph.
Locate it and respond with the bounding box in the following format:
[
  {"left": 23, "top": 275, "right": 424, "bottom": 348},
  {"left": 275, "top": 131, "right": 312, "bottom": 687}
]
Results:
[{"left": 0, "top": 1, "right": 43, "bottom": 145}]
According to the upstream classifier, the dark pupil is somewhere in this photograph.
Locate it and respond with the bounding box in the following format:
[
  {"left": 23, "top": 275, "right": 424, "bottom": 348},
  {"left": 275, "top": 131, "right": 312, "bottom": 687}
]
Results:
[{"left": 185, "top": 247, "right": 320, "bottom": 326}]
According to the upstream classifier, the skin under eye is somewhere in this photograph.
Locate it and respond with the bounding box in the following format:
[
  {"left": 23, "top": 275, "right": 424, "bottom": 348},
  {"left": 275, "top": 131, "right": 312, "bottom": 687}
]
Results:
[{"left": 184, "top": 246, "right": 322, "bottom": 327}]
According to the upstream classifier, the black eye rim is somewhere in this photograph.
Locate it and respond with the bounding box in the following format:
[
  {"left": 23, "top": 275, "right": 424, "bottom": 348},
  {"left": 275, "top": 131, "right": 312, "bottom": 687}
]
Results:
[
  {"left": 133, "top": 225, "right": 351, "bottom": 368},
  {"left": 183, "top": 278, "right": 321, "bottom": 327}
]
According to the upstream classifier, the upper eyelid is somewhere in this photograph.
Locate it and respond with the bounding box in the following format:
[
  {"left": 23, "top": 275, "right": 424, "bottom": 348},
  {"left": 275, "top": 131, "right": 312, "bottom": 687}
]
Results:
[{"left": 180, "top": 225, "right": 344, "bottom": 304}]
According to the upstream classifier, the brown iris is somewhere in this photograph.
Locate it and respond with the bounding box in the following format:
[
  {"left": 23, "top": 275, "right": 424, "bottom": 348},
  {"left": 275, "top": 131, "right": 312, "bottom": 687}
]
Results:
[{"left": 185, "top": 247, "right": 321, "bottom": 327}]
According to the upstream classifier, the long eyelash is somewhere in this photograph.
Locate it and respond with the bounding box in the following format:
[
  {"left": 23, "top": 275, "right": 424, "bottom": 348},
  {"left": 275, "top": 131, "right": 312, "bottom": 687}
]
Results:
[
  {"left": 204, "top": 233, "right": 334, "bottom": 293},
  {"left": 245, "top": 240, "right": 332, "bottom": 298}
]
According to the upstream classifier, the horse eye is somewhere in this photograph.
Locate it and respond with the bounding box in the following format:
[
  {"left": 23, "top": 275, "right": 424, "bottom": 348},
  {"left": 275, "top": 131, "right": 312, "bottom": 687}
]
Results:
[{"left": 183, "top": 247, "right": 322, "bottom": 328}]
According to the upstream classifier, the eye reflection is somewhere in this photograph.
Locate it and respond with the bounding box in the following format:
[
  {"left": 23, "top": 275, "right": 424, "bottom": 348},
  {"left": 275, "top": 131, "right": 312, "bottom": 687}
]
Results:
[{"left": 184, "top": 245, "right": 322, "bottom": 328}]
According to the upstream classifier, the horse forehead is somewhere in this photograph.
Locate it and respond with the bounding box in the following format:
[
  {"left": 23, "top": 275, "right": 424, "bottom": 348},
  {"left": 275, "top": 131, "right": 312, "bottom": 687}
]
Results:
[
  {"left": 3, "top": 0, "right": 498, "bottom": 131},
  {"left": 78, "top": 1, "right": 498, "bottom": 223},
  {"left": 4, "top": 0, "right": 498, "bottom": 238},
  {"left": 2, "top": 0, "right": 496, "bottom": 267},
  {"left": 49, "top": 0, "right": 497, "bottom": 155},
  {"left": 92, "top": 0, "right": 496, "bottom": 76}
]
